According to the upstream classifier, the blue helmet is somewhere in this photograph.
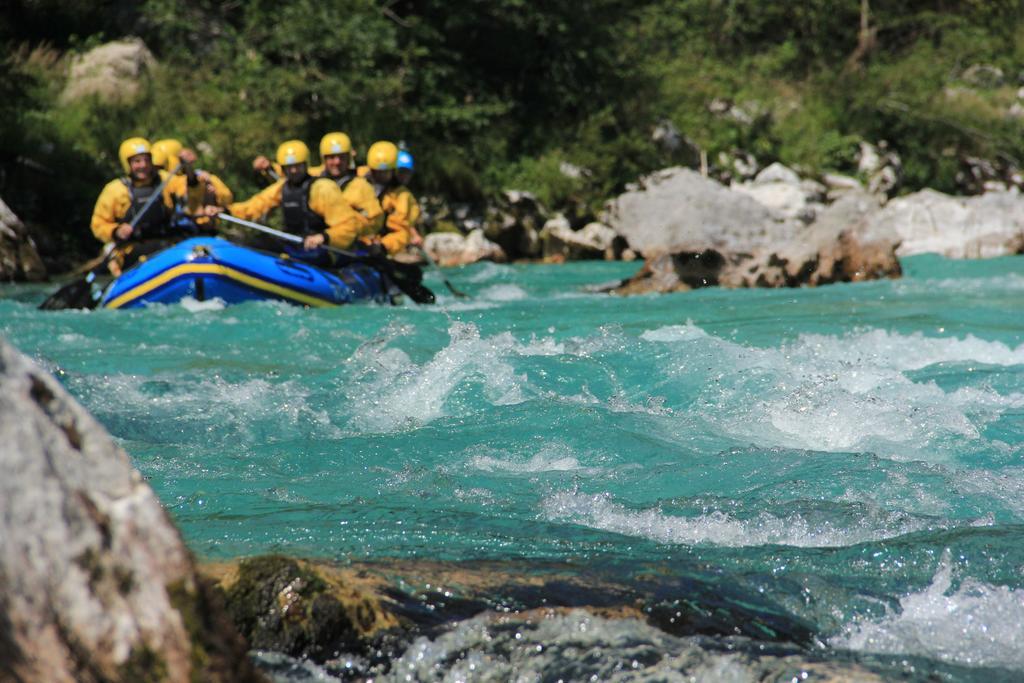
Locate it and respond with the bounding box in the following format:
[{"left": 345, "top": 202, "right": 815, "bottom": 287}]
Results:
[{"left": 397, "top": 150, "right": 414, "bottom": 171}]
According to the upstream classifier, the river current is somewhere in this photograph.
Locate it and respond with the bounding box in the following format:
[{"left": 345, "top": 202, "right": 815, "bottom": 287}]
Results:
[{"left": 3, "top": 254, "right": 1024, "bottom": 680}]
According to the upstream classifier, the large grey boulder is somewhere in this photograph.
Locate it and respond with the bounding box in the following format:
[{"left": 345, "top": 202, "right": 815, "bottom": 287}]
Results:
[
  {"left": 424, "top": 229, "right": 505, "bottom": 267},
  {"left": 861, "top": 189, "right": 1024, "bottom": 258},
  {"left": 731, "top": 191, "right": 896, "bottom": 288},
  {"left": 0, "top": 198, "right": 47, "bottom": 281},
  {"left": 0, "top": 340, "right": 261, "bottom": 682},
  {"left": 61, "top": 38, "right": 156, "bottom": 104},
  {"left": 609, "top": 189, "right": 899, "bottom": 295},
  {"left": 605, "top": 167, "right": 799, "bottom": 256}
]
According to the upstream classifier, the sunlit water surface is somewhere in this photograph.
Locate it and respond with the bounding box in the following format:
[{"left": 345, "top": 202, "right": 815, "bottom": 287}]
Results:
[{"left": 3, "top": 254, "right": 1024, "bottom": 680}]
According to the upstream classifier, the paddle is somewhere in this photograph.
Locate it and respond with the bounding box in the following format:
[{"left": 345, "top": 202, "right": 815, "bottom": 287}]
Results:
[
  {"left": 214, "top": 213, "right": 436, "bottom": 305},
  {"left": 39, "top": 164, "right": 181, "bottom": 310},
  {"left": 415, "top": 244, "right": 469, "bottom": 298}
]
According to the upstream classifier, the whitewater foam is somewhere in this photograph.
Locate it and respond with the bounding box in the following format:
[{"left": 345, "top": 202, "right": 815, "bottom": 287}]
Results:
[
  {"left": 464, "top": 261, "right": 510, "bottom": 283},
  {"left": 540, "top": 491, "right": 945, "bottom": 548},
  {"left": 479, "top": 283, "right": 528, "bottom": 301},
  {"left": 179, "top": 296, "right": 227, "bottom": 312},
  {"left": 790, "top": 329, "right": 1024, "bottom": 372},
  {"left": 640, "top": 323, "right": 1024, "bottom": 461},
  {"left": 467, "top": 443, "right": 589, "bottom": 474},
  {"left": 640, "top": 322, "right": 712, "bottom": 343},
  {"left": 342, "top": 322, "right": 527, "bottom": 432},
  {"left": 73, "top": 372, "right": 342, "bottom": 442},
  {"left": 832, "top": 551, "right": 1024, "bottom": 670}
]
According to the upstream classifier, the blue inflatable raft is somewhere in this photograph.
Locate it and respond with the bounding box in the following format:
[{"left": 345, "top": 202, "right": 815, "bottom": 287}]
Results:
[{"left": 100, "top": 237, "right": 387, "bottom": 309}]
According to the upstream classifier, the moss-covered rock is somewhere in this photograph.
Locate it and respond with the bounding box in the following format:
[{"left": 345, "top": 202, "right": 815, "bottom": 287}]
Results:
[{"left": 214, "top": 556, "right": 399, "bottom": 662}]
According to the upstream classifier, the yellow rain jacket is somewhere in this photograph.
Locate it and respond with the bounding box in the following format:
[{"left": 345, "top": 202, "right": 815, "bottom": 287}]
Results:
[
  {"left": 345, "top": 176, "right": 385, "bottom": 237},
  {"left": 227, "top": 177, "right": 362, "bottom": 249},
  {"left": 377, "top": 185, "right": 421, "bottom": 254},
  {"left": 90, "top": 176, "right": 174, "bottom": 243},
  {"left": 308, "top": 167, "right": 384, "bottom": 237}
]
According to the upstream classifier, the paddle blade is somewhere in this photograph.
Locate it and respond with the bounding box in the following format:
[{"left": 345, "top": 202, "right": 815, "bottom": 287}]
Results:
[
  {"left": 415, "top": 245, "right": 469, "bottom": 299},
  {"left": 399, "top": 281, "right": 436, "bottom": 305},
  {"left": 441, "top": 277, "right": 469, "bottom": 299},
  {"left": 38, "top": 276, "right": 103, "bottom": 310},
  {"left": 379, "top": 260, "right": 435, "bottom": 304}
]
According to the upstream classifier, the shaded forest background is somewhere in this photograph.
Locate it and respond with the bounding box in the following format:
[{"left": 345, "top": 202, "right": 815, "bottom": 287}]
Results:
[{"left": 1, "top": 0, "right": 1022, "bottom": 264}]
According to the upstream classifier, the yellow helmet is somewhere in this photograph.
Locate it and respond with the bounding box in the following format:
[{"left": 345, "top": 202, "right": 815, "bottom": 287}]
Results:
[
  {"left": 276, "top": 139, "right": 310, "bottom": 166},
  {"left": 366, "top": 141, "right": 399, "bottom": 170},
  {"left": 151, "top": 138, "right": 183, "bottom": 170},
  {"left": 118, "top": 137, "right": 152, "bottom": 173},
  {"left": 319, "top": 132, "right": 352, "bottom": 158}
]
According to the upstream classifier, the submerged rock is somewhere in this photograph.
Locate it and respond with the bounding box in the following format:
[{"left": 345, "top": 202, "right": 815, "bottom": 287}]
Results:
[
  {"left": 222, "top": 556, "right": 906, "bottom": 681},
  {"left": 0, "top": 198, "right": 47, "bottom": 281},
  {"left": 0, "top": 339, "right": 261, "bottom": 683},
  {"left": 373, "top": 609, "right": 882, "bottom": 683}
]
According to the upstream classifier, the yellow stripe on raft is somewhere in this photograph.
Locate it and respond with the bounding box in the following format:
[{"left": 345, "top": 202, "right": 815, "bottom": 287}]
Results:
[{"left": 104, "top": 263, "right": 337, "bottom": 309}]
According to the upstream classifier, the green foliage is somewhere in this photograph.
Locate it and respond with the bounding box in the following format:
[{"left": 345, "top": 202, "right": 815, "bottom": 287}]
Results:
[{"left": 495, "top": 153, "right": 586, "bottom": 210}]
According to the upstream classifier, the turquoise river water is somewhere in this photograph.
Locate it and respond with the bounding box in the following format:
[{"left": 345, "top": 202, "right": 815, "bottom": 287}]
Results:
[{"left": 3, "top": 254, "right": 1024, "bottom": 681}]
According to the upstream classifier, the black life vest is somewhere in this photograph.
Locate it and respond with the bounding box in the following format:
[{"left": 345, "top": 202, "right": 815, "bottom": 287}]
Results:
[
  {"left": 280, "top": 176, "right": 327, "bottom": 236},
  {"left": 121, "top": 177, "right": 170, "bottom": 239},
  {"left": 321, "top": 170, "right": 356, "bottom": 192},
  {"left": 373, "top": 181, "right": 389, "bottom": 200}
]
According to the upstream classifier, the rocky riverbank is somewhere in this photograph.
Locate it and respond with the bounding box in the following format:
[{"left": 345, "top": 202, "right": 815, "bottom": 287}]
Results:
[
  {"left": 415, "top": 159, "right": 1023, "bottom": 295},
  {"left": 1, "top": 337, "right": 898, "bottom": 681}
]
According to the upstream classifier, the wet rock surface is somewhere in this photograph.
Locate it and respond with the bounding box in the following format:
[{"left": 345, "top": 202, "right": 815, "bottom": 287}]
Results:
[
  {"left": 203, "top": 556, "right": 398, "bottom": 663},
  {"left": 207, "top": 557, "right": 819, "bottom": 667},
  {"left": 209, "top": 557, "right": 909, "bottom": 681},
  {"left": 483, "top": 190, "right": 546, "bottom": 260},
  {"left": 366, "top": 609, "right": 885, "bottom": 683},
  {"left": 0, "top": 338, "right": 262, "bottom": 683}
]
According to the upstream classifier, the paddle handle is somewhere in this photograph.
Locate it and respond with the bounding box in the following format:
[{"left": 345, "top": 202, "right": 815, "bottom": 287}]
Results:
[{"left": 215, "top": 212, "right": 362, "bottom": 259}]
